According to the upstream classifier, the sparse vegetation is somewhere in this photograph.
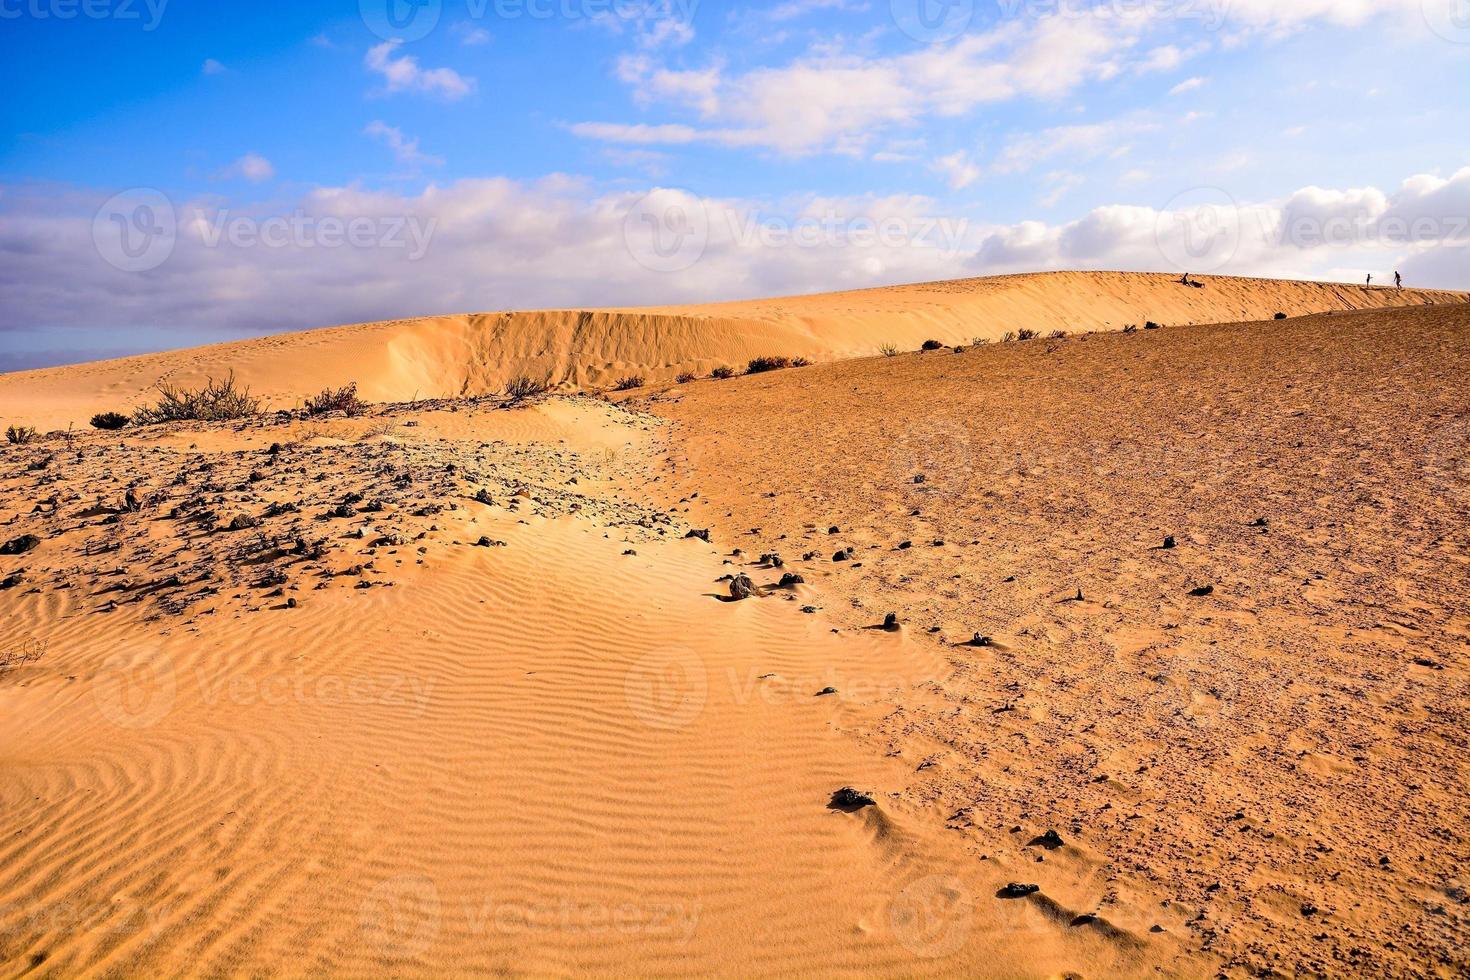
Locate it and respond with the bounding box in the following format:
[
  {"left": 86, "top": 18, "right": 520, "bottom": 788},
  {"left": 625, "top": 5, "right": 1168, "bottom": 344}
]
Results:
[
  {"left": 880, "top": 344, "right": 900, "bottom": 357},
  {"left": 971, "top": 337, "right": 990, "bottom": 346},
  {"left": 1047, "top": 329, "right": 1068, "bottom": 340},
  {"left": 1274, "top": 312, "right": 1288, "bottom": 320},
  {"left": 711, "top": 366, "right": 736, "bottom": 379},
  {"left": 5, "top": 425, "right": 38, "bottom": 445},
  {"left": 676, "top": 371, "right": 698, "bottom": 384},
  {"left": 613, "top": 375, "right": 645, "bottom": 391},
  {"left": 1016, "top": 328, "right": 1039, "bottom": 341},
  {"left": 133, "top": 372, "right": 262, "bottom": 425},
  {"left": 305, "top": 382, "right": 367, "bottom": 416},
  {"left": 747, "top": 355, "right": 792, "bottom": 374},
  {"left": 90, "top": 412, "right": 130, "bottom": 431},
  {"left": 791, "top": 357, "right": 812, "bottom": 368},
  {"left": 921, "top": 339, "right": 945, "bottom": 351},
  {"left": 505, "top": 375, "right": 550, "bottom": 401},
  {"left": 1145, "top": 321, "right": 1162, "bottom": 330},
  {"left": 1001, "top": 331, "right": 1018, "bottom": 343},
  {"left": 1123, "top": 324, "right": 1138, "bottom": 333}
]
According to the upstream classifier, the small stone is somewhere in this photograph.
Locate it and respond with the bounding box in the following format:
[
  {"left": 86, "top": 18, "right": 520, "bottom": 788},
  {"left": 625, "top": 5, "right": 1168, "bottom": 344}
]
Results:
[
  {"left": 1000, "top": 883, "right": 1040, "bottom": 899},
  {"left": 729, "top": 574, "right": 757, "bottom": 601},
  {"left": 830, "top": 787, "right": 875, "bottom": 810}
]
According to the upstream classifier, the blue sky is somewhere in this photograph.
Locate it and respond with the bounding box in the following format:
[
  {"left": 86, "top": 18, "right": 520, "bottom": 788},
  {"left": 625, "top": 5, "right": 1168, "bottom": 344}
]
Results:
[{"left": 2, "top": 0, "right": 1468, "bottom": 369}]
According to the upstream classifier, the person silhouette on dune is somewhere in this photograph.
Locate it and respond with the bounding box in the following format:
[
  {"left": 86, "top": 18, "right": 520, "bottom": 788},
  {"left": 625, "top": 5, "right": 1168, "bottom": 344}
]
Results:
[{"left": 1395, "top": 271, "right": 1403, "bottom": 288}]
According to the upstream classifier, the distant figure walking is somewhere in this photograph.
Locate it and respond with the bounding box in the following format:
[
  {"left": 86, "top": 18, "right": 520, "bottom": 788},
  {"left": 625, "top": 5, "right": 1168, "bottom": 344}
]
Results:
[
  {"left": 1366, "top": 274, "right": 1373, "bottom": 287},
  {"left": 1395, "top": 271, "right": 1403, "bottom": 288}
]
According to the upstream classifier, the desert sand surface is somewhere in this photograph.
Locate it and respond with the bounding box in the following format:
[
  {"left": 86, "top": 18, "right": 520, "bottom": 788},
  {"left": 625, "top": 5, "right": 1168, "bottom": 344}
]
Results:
[
  {"left": 0, "top": 276, "right": 1466, "bottom": 978},
  {"left": 642, "top": 302, "right": 1470, "bottom": 977},
  {"left": 1, "top": 272, "right": 1464, "bottom": 434}
]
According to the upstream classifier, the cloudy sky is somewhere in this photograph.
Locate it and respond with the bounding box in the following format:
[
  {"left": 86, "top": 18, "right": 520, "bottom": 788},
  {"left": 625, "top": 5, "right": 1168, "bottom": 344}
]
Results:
[{"left": 1, "top": 0, "right": 1468, "bottom": 369}]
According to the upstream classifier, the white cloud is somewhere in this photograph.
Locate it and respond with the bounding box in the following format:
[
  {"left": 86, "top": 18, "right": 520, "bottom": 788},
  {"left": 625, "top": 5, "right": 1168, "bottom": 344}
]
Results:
[
  {"left": 932, "top": 151, "right": 981, "bottom": 190},
  {"left": 365, "top": 41, "right": 474, "bottom": 100},
  {"left": 580, "top": 16, "right": 1152, "bottom": 157},
  {"left": 995, "top": 119, "right": 1156, "bottom": 175},
  {"left": 1169, "top": 76, "right": 1206, "bottom": 96},
  {"left": 202, "top": 59, "right": 227, "bottom": 76},
  {"left": 218, "top": 153, "right": 276, "bottom": 183},
  {"left": 3, "top": 168, "right": 1466, "bottom": 356},
  {"left": 364, "top": 121, "right": 444, "bottom": 168},
  {"left": 455, "top": 24, "right": 492, "bottom": 45}
]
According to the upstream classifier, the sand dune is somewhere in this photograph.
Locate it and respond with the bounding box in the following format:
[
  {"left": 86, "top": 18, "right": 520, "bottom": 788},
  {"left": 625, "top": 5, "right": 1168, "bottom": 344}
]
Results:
[
  {"left": 645, "top": 302, "right": 1470, "bottom": 977},
  {"left": 1, "top": 281, "right": 1465, "bottom": 977},
  {"left": 2, "top": 272, "right": 1463, "bottom": 432}
]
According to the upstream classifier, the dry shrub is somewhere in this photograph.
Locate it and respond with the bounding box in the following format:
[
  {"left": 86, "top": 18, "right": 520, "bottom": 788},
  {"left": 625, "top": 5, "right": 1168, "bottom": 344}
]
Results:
[
  {"left": 305, "top": 382, "right": 367, "bottom": 416},
  {"left": 133, "top": 372, "right": 262, "bottom": 425},
  {"left": 90, "top": 412, "right": 130, "bottom": 430},
  {"left": 614, "top": 375, "right": 645, "bottom": 391},
  {"left": 711, "top": 366, "right": 736, "bottom": 379},
  {"left": 505, "top": 375, "right": 550, "bottom": 401},
  {"left": 746, "top": 356, "right": 791, "bottom": 374}
]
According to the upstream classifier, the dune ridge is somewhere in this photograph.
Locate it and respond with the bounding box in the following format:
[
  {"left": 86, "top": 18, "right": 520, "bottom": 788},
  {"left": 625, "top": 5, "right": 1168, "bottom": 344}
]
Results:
[{"left": 3, "top": 272, "right": 1463, "bottom": 432}]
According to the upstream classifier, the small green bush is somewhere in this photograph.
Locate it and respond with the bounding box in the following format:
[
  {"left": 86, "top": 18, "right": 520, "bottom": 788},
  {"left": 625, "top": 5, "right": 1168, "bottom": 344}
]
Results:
[{"left": 880, "top": 344, "right": 899, "bottom": 357}]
